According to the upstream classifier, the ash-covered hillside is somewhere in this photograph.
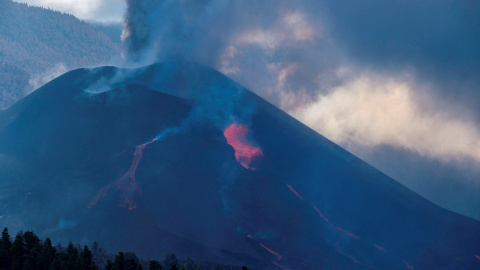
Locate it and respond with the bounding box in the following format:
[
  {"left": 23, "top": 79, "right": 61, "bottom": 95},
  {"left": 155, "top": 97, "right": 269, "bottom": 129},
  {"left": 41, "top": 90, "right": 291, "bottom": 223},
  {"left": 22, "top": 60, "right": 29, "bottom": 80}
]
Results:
[{"left": 0, "top": 62, "right": 479, "bottom": 270}]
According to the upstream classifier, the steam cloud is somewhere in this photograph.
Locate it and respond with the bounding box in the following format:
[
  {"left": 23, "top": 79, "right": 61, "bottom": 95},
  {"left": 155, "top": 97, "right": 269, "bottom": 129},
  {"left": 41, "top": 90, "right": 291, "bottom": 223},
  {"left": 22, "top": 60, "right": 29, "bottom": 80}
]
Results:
[
  {"left": 28, "top": 63, "right": 68, "bottom": 94},
  {"left": 293, "top": 72, "right": 480, "bottom": 162},
  {"left": 121, "top": 0, "right": 480, "bottom": 167}
]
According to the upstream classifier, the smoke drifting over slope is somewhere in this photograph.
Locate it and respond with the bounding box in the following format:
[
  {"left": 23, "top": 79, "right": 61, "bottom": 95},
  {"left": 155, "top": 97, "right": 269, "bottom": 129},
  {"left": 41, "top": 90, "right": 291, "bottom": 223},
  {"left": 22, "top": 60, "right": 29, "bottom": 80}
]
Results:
[
  {"left": 120, "top": 0, "right": 480, "bottom": 165},
  {"left": 118, "top": 0, "right": 480, "bottom": 220}
]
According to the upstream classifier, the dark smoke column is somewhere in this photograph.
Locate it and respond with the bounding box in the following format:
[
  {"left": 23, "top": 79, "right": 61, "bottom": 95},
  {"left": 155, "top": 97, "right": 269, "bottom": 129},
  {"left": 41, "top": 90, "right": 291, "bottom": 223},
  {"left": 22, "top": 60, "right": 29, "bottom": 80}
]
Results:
[{"left": 122, "top": 0, "right": 161, "bottom": 62}]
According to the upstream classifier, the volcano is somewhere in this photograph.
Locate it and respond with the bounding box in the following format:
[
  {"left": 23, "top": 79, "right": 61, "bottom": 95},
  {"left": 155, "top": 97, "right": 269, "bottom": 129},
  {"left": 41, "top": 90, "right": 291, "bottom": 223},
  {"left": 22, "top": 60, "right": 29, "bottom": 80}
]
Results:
[{"left": 0, "top": 62, "right": 479, "bottom": 270}]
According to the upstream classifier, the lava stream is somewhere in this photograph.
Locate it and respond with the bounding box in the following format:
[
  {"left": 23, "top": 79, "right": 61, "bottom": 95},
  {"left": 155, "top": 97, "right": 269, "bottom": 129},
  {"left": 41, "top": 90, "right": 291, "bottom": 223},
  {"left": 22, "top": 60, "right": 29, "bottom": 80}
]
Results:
[
  {"left": 88, "top": 138, "right": 156, "bottom": 209},
  {"left": 286, "top": 183, "right": 419, "bottom": 269},
  {"left": 223, "top": 123, "right": 263, "bottom": 170},
  {"left": 246, "top": 235, "right": 291, "bottom": 270},
  {"left": 312, "top": 206, "right": 329, "bottom": 222},
  {"left": 286, "top": 184, "right": 303, "bottom": 200},
  {"left": 374, "top": 245, "right": 387, "bottom": 253}
]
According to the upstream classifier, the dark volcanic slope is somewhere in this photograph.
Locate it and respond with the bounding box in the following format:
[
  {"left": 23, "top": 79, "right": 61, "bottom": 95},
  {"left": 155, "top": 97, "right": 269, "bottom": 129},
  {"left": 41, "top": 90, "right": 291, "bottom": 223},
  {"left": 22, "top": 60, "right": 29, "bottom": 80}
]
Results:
[{"left": 0, "top": 62, "right": 479, "bottom": 270}]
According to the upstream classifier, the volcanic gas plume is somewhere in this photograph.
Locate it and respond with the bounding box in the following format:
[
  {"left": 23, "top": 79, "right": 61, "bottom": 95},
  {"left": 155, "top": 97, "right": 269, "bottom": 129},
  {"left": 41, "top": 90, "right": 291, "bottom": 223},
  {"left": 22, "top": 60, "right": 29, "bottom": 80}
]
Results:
[{"left": 223, "top": 123, "right": 263, "bottom": 170}]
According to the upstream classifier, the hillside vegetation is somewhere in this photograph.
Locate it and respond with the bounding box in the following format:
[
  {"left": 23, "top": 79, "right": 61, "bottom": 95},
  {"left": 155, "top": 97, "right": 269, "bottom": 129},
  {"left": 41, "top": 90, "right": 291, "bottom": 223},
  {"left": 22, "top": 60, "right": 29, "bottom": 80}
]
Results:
[{"left": 0, "top": 0, "right": 120, "bottom": 110}]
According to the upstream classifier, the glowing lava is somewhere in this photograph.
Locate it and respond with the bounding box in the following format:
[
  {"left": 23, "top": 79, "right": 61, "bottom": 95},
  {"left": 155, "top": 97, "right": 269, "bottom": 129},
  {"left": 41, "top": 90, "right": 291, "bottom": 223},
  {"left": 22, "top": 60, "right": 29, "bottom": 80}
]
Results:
[
  {"left": 89, "top": 139, "right": 156, "bottom": 209},
  {"left": 286, "top": 184, "right": 303, "bottom": 200},
  {"left": 374, "top": 244, "right": 387, "bottom": 253},
  {"left": 223, "top": 123, "right": 263, "bottom": 170},
  {"left": 246, "top": 235, "right": 291, "bottom": 270},
  {"left": 312, "top": 206, "right": 329, "bottom": 222},
  {"left": 88, "top": 126, "right": 182, "bottom": 210}
]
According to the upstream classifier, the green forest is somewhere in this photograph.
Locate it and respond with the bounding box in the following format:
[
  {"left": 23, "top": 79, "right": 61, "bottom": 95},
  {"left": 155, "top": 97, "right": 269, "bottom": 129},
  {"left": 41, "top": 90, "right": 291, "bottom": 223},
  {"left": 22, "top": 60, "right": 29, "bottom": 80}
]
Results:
[
  {"left": 0, "top": 0, "right": 120, "bottom": 110},
  {"left": 0, "top": 228, "right": 250, "bottom": 270}
]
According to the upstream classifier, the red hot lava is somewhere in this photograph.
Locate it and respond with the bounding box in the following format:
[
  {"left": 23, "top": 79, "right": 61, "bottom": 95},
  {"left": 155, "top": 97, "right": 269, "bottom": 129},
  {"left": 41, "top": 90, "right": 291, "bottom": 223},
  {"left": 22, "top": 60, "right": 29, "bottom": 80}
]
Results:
[
  {"left": 246, "top": 235, "right": 291, "bottom": 270},
  {"left": 286, "top": 184, "right": 303, "bottom": 200},
  {"left": 89, "top": 138, "right": 157, "bottom": 210},
  {"left": 223, "top": 123, "right": 263, "bottom": 170}
]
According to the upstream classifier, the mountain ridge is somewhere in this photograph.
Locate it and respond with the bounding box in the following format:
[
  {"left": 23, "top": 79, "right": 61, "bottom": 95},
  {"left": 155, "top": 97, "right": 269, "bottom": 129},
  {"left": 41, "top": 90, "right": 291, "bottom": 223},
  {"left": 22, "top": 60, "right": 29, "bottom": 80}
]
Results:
[{"left": 0, "top": 62, "right": 479, "bottom": 269}]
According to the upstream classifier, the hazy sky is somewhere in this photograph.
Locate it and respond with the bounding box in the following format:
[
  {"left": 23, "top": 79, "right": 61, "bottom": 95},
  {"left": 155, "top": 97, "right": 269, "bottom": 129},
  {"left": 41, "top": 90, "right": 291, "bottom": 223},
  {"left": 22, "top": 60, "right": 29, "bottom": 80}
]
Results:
[{"left": 14, "top": 0, "right": 480, "bottom": 218}]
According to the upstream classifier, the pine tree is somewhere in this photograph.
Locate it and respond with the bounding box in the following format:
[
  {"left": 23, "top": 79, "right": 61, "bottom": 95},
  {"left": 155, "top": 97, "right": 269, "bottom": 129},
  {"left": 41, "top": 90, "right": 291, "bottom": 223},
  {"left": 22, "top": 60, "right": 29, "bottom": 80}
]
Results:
[
  {"left": 10, "top": 233, "right": 26, "bottom": 270},
  {"left": 79, "top": 245, "right": 97, "bottom": 270},
  {"left": 0, "top": 227, "right": 12, "bottom": 269},
  {"left": 41, "top": 238, "right": 56, "bottom": 270},
  {"left": 105, "top": 260, "right": 114, "bottom": 270},
  {"left": 149, "top": 260, "right": 163, "bottom": 270},
  {"left": 183, "top": 258, "right": 196, "bottom": 270},
  {"left": 23, "top": 231, "right": 42, "bottom": 270},
  {"left": 114, "top": 251, "right": 126, "bottom": 270},
  {"left": 66, "top": 242, "right": 79, "bottom": 270},
  {"left": 163, "top": 253, "right": 178, "bottom": 270}
]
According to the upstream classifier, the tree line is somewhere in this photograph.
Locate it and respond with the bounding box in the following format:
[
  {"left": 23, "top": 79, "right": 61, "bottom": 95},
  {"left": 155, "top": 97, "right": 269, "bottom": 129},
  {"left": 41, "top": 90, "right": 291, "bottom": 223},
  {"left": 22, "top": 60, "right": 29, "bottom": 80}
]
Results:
[{"left": 0, "top": 228, "right": 249, "bottom": 270}]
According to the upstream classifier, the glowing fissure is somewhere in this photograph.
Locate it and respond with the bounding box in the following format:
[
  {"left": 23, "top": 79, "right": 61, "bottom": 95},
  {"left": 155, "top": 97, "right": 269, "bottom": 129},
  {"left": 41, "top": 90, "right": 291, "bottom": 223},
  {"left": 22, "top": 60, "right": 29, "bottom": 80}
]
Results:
[
  {"left": 88, "top": 139, "right": 155, "bottom": 210},
  {"left": 286, "top": 184, "right": 303, "bottom": 200},
  {"left": 246, "top": 235, "right": 291, "bottom": 270},
  {"left": 223, "top": 123, "right": 263, "bottom": 170},
  {"left": 89, "top": 126, "right": 182, "bottom": 210},
  {"left": 286, "top": 183, "right": 418, "bottom": 269},
  {"left": 313, "top": 206, "right": 329, "bottom": 222}
]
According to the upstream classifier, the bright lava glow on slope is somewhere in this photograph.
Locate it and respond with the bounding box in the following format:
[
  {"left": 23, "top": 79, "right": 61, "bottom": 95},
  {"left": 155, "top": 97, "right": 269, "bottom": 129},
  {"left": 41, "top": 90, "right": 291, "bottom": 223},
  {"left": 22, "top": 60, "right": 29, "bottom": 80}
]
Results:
[
  {"left": 223, "top": 123, "right": 263, "bottom": 170},
  {"left": 88, "top": 139, "right": 156, "bottom": 209},
  {"left": 88, "top": 126, "right": 182, "bottom": 210},
  {"left": 246, "top": 234, "right": 291, "bottom": 270},
  {"left": 286, "top": 184, "right": 416, "bottom": 269}
]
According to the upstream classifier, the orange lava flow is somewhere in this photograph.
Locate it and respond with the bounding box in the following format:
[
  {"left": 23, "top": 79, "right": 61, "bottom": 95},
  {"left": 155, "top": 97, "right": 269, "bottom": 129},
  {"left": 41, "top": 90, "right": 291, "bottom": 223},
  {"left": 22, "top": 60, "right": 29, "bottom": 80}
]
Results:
[
  {"left": 88, "top": 139, "right": 157, "bottom": 209},
  {"left": 286, "top": 184, "right": 303, "bottom": 200},
  {"left": 246, "top": 235, "right": 291, "bottom": 270},
  {"left": 223, "top": 123, "right": 263, "bottom": 170},
  {"left": 313, "top": 206, "right": 329, "bottom": 222}
]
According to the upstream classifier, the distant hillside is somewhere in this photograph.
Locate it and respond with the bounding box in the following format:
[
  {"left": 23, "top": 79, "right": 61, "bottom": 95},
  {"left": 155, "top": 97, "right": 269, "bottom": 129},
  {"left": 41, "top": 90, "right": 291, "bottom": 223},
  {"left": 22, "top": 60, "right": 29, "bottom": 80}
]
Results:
[{"left": 0, "top": 0, "right": 120, "bottom": 110}]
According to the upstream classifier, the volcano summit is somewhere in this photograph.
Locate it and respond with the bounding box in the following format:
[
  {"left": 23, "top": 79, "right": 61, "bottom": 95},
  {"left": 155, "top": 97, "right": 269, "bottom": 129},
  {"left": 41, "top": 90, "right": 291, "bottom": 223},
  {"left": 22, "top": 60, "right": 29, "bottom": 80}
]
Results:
[{"left": 0, "top": 62, "right": 479, "bottom": 270}]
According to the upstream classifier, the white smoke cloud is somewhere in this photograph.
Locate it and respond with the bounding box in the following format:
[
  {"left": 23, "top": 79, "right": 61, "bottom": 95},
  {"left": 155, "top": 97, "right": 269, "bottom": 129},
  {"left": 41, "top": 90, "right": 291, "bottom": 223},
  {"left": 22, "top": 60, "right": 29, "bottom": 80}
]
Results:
[
  {"left": 235, "top": 11, "right": 316, "bottom": 50},
  {"left": 27, "top": 63, "right": 68, "bottom": 94},
  {"left": 292, "top": 72, "right": 480, "bottom": 162}
]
